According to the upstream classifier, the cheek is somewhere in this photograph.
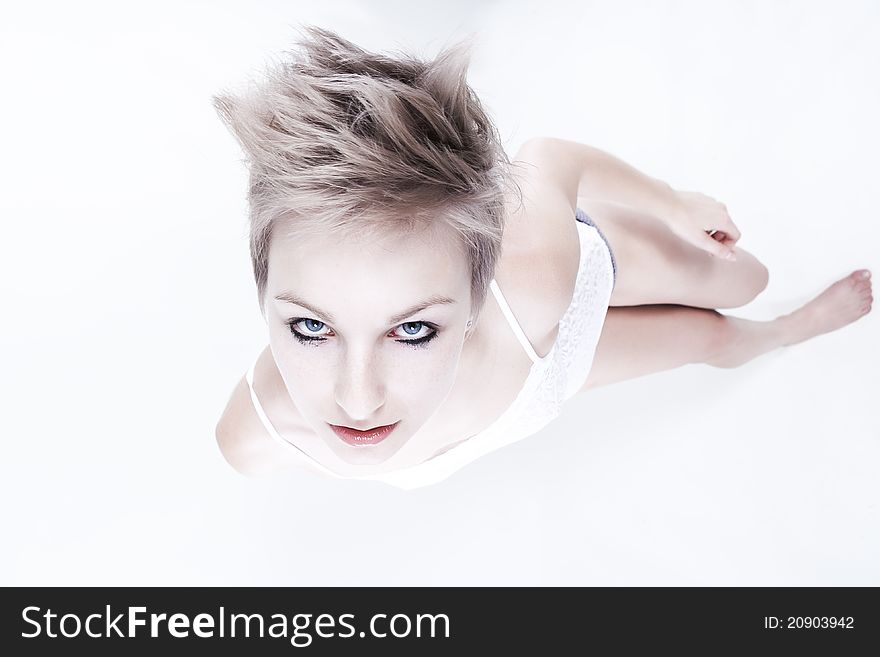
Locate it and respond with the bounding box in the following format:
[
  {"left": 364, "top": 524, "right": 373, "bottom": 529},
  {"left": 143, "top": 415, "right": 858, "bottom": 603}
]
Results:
[
  {"left": 278, "top": 352, "right": 331, "bottom": 400},
  {"left": 394, "top": 342, "right": 461, "bottom": 394},
  {"left": 268, "top": 330, "right": 328, "bottom": 397}
]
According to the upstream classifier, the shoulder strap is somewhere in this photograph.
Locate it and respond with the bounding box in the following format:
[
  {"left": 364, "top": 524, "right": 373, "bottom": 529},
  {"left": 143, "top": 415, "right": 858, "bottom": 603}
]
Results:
[
  {"left": 489, "top": 279, "right": 542, "bottom": 363},
  {"left": 244, "top": 356, "right": 333, "bottom": 472},
  {"left": 245, "top": 358, "right": 288, "bottom": 448}
]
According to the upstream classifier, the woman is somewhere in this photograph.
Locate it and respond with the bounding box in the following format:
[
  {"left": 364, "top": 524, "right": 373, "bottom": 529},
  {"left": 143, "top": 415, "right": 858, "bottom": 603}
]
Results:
[{"left": 213, "top": 26, "right": 872, "bottom": 489}]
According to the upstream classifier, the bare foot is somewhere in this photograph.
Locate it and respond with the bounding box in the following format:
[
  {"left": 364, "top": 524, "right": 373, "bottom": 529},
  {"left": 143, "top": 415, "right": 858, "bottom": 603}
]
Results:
[{"left": 778, "top": 269, "right": 873, "bottom": 346}]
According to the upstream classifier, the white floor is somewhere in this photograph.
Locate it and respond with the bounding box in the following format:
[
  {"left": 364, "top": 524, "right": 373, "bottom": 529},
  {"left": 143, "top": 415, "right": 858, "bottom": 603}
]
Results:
[{"left": 2, "top": 0, "right": 877, "bottom": 585}]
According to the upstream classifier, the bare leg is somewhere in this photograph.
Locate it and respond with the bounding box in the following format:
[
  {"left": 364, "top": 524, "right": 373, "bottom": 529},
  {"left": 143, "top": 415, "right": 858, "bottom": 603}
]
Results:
[
  {"left": 577, "top": 197, "right": 770, "bottom": 309},
  {"left": 581, "top": 270, "right": 872, "bottom": 390},
  {"left": 710, "top": 269, "right": 874, "bottom": 367}
]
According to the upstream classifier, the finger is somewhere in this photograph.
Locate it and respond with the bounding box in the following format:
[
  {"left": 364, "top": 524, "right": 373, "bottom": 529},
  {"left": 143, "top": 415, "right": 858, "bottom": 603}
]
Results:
[
  {"left": 701, "top": 233, "right": 737, "bottom": 261},
  {"left": 711, "top": 231, "right": 737, "bottom": 248},
  {"left": 723, "top": 217, "right": 742, "bottom": 242},
  {"left": 710, "top": 231, "right": 738, "bottom": 250}
]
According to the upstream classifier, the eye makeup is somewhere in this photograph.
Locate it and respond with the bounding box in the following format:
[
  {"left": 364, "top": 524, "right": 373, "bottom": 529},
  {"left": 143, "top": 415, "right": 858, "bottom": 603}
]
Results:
[{"left": 284, "top": 318, "right": 440, "bottom": 348}]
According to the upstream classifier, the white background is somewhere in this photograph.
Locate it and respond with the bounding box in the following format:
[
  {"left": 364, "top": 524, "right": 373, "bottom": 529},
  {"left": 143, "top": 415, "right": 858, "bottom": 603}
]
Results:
[{"left": 1, "top": 0, "right": 877, "bottom": 585}]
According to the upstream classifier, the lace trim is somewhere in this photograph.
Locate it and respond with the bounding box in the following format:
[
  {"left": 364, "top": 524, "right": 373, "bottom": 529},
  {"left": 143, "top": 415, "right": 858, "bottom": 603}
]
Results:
[{"left": 480, "top": 220, "right": 615, "bottom": 440}]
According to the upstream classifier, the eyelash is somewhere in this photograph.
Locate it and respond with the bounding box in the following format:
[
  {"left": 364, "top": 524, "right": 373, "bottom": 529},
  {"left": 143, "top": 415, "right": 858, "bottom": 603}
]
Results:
[{"left": 284, "top": 318, "right": 440, "bottom": 349}]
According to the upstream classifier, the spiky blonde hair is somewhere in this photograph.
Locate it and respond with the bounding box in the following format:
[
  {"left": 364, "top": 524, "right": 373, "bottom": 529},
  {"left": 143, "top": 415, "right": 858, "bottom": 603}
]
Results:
[{"left": 212, "top": 25, "right": 521, "bottom": 322}]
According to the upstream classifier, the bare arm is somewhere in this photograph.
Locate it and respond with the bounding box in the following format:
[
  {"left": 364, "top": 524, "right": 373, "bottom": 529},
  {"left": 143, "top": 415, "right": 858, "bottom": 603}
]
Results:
[
  {"left": 524, "top": 136, "right": 679, "bottom": 219},
  {"left": 521, "top": 137, "right": 742, "bottom": 259}
]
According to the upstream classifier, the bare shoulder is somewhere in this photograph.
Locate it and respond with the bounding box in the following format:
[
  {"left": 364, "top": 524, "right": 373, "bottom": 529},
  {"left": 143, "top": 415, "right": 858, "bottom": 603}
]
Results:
[
  {"left": 493, "top": 139, "right": 583, "bottom": 351},
  {"left": 214, "top": 350, "right": 310, "bottom": 477},
  {"left": 214, "top": 374, "right": 273, "bottom": 476},
  {"left": 507, "top": 138, "right": 580, "bottom": 228}
]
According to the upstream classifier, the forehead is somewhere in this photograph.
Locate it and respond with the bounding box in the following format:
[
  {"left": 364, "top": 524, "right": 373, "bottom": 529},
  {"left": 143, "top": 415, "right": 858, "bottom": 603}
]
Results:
[{"left": 266, "top": 219, "right": 470, "bottom": 301}]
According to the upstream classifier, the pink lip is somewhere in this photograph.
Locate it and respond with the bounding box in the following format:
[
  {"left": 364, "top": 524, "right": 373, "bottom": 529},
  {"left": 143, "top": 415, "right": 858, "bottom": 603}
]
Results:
[{"left": 328, "top": 422, "right": 399, "bottom": 447}]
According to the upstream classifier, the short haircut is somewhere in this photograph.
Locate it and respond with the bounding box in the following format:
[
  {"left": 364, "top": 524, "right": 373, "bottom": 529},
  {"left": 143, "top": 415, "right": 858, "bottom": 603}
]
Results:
[{"left": 212, "top": 25, "right": 522, "bottom": 322}]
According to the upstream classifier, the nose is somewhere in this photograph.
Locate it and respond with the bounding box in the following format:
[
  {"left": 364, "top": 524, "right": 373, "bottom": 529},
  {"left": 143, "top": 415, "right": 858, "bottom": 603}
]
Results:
[{"left": 333, "top": 350, "right": 386, "bottom": 424}]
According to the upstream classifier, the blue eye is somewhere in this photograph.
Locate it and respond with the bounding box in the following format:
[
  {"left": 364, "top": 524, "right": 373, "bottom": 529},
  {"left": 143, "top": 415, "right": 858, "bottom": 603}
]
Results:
[
  {"left": 303, "top": 318, "right": 325, "bottom": 333},
  {"left": 392, "top": 321, "right": 438, "bottom": 347},
  {"left": 400, "top": 322, "right": 424, "bottom": 336},
  {"left": 285, "top": 318, "right": 439, "bottom": 348}
]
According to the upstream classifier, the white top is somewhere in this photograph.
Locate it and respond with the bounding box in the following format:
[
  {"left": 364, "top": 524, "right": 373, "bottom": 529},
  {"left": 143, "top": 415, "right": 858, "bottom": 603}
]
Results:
[{"left": 244, "top": 211, "right": 615, "bottom": 489}]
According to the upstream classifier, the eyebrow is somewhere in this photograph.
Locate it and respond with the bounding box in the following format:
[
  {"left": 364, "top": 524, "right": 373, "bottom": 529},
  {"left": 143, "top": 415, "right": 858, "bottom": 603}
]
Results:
[{"left": 273, "top": 292, "right": 458, "bottom": 325}]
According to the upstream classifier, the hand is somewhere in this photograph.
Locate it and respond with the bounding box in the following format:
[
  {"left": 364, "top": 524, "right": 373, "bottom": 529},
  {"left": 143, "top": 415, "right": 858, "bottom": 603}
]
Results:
[{"left": 666, "top": 190, "right": 742, "bottom": 261}]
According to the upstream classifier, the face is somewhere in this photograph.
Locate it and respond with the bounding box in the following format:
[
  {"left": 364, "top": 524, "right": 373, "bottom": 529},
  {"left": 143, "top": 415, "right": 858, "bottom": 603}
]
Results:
[{"left": 264, "top": 218, "right": 474, "bottom": 469}]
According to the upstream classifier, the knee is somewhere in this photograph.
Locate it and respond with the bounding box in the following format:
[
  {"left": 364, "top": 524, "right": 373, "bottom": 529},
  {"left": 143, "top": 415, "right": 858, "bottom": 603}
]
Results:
[
  {"left": 720, "top": 253, "right": 770, "bottom": 308},
  {"left": 753, "top": 258, "right": 770, "bottom": 296},
  {"left": 745, "top": 254, "right": 770, "bottom": 303}
]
